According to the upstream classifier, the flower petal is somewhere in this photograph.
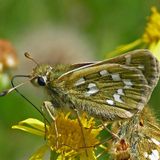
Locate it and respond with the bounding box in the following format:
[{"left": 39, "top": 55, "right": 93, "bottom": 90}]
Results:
[
  {"left": 12, "top": 125, "right": 44, "bottom": 136},
  {"left": 105, "top": 39, "right": 142, "bottom": 58},
  {"left": 12, "top": 118, "right": 47, "bottom": 136}
]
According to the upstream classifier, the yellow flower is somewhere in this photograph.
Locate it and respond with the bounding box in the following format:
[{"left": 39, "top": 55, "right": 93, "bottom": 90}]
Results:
[
  {"left": 12, "top": 113, "right": 102, "bottom": 160},
  {"left": 142, "top": 7, "right": 160, "bottom": 44},
  {"left": 106, "top": 6, "right": 160, "bottom": 60}
]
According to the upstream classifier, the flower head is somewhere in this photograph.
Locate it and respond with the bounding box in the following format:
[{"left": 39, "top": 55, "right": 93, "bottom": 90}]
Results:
[
  {"left": 47, "top": 113, "right": 100, "bottom": 159},
  {"left": 142, "top": 7, "right": 160, "bottom": 44},
  {"left": 12, "top": 113, "right": 102, "bottom": 160}
]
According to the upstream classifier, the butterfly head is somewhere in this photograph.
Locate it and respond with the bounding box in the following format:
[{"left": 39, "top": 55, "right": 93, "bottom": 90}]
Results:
[
  {"left": 31, "top": 64, "right": 53, "bottom": 87},
  {"left": 22, "top": 52, "right": 54, "bottom": 87},
  {"left": 25, "top": 53, "right": 70, "bottom": 89}
]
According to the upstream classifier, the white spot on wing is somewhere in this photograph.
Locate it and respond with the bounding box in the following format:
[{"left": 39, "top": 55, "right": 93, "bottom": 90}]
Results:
[
  {"left": 123, "top": 79, "right": 133, "bottom": 88},
  {"left": 151, "top": 138, "right": 160, "bottom": 146},
  {"left": 75, "top": 77, "right": 85, "bottom": 86},
  {"left": 117, "top": 89, "right": 124, "bottom": 95},
  {"left": 88, "top": 83, "right": 96, "bottom": 88},
  {"left": 106, "top": 99, "right": 114, "bottom": 105},
  {"left": 100, "top": 70, "right": 109, "bottom": 76},
  {"left": 111, "top": 73, "right": 121, "bottom": 81},
  {"left": 137, "top": 65, "right": 145, "bottom": 70},
  {"left": 113, "top": 93, "right": 123, "bottom": 103},
  {"left": 125, "top": 54, "right": 131, "bottom": 65},
  {"left": 85, "top": 83, "right": 99, "bottom": 96},
  {"left": 123, "top": 79, "right": 133, "bottom": 86},
  {"left": 149, "top": 149, "right": 159, "bottom": 160}
]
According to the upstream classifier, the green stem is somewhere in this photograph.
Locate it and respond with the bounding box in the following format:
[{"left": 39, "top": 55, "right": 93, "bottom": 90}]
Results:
[{"left": 50, "top": 150, "right": 59, "bottom": 160}]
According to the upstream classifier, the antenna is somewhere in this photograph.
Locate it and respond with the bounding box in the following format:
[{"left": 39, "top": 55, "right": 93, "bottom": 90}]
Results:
[
  {"left": 10, "top": 75, "right": 50, "bottom": 124},
  {"left": 0, "top": 75, "right": 31, "bottom": 96},
  {"left": 0, "top": 74, "right": 50, "bottom": 124},
  {"left": 24, "top": 52, "right": 39, "bottom": 65}
]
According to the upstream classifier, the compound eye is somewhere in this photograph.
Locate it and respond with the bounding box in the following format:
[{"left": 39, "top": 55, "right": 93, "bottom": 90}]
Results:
[{"left": 37, "top": 76, "right": 46, "bottom": 86}]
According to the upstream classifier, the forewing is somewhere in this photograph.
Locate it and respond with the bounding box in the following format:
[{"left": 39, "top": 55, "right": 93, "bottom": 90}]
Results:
[
  {"left": 57, "top": 63, "right": 151, "bottom": 120},
  {"left": 98, "top": 49, "right": 160, "bottom": 89},
  {"left": 60, "top": 49, "right": 160, "bottom": 89}
]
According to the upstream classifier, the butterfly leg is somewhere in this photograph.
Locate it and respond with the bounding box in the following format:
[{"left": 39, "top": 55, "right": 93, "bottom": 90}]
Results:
[
  {"left": 73, "top": 108, "right": 89, "bottom": 157},
  {"left": 42, "top": 101, "right": 59, "bottom": 149},
  {"left": 101, "top": 121, "right": 120, "bottom": 140},
  {"left": 41, "top": 104, "right": 48, "bottom": 140}
]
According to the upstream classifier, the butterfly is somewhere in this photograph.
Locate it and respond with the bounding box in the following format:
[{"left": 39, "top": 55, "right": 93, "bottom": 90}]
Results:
[
  {"left": 20, "top": 49, "right": 159, "bottom": 121},
  {"left": 0, "top": 49, "right": 159, "bottom": 158}
]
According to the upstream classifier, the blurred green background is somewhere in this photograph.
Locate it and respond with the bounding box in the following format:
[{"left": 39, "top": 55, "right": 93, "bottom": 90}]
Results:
[{"left": 0, "top": 0, "right": 160, "bottom": 160}]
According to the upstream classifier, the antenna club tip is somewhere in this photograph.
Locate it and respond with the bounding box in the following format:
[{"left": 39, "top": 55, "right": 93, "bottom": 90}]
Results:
[
  {"left": 0, "top": 90, "right": 8, "bottom": 97},
  {"left": 24, "top": 52, "right": 39, "bottom": 65},
  {"left": 24, "top": 52, "right": 31, "bottom": 58}
]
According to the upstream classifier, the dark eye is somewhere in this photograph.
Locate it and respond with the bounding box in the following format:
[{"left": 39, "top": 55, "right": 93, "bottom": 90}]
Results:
[{"left": 37, "top": 77, "right": 46, "bottom": 86}]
